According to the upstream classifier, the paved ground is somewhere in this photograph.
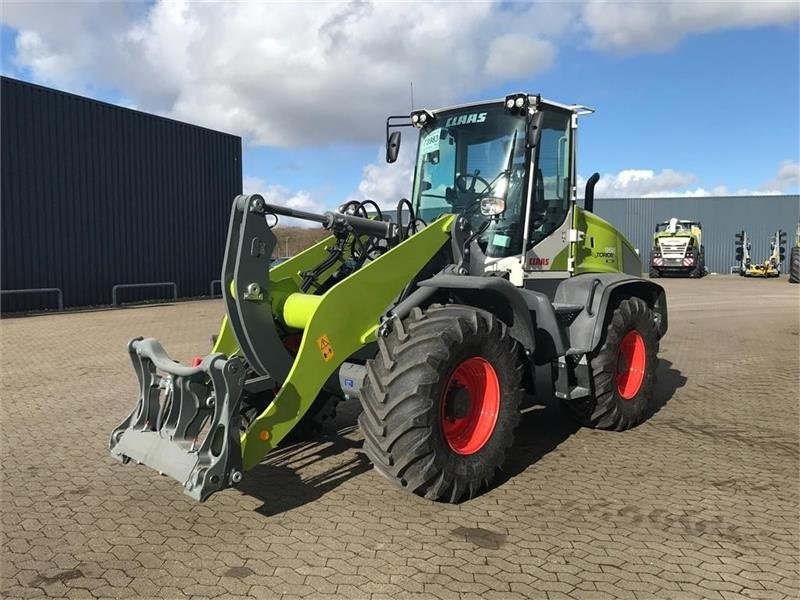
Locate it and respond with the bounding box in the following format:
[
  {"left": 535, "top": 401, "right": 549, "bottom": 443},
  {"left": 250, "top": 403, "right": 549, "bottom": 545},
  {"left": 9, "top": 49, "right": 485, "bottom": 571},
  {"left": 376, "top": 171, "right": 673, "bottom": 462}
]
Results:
[{"left": 1, "top": 276, "right": 798, "bottom": 600}]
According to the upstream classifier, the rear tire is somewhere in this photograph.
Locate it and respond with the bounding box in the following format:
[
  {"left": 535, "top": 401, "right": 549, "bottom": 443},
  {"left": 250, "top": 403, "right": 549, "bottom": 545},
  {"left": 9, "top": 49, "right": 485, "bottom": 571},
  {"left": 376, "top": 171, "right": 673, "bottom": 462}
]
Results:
[
  {"left": 358, "top": 305, "right": 522, "bottom": 503},
  {"left": 789, "top": 246, "right": 800, "bottom": 283},
  {"left": 565, "top": 297, "right": 658, "bottom": 431},
  {"left": 649, "top": 266, "right": 660, "bottom": 278}
]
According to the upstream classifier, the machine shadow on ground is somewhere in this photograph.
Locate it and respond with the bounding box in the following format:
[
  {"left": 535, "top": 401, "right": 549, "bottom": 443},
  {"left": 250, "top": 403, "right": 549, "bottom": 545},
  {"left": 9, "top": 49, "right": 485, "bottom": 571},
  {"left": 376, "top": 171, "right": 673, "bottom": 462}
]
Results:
[
  {"left": 237, "top": 425, "right": 371, "bottom": 517},
  {"left": 491, "top": 358, "right": 685, "bottom": 494},
  {"left": 239, "top": 359, "right": 686, "bottom": 514}
]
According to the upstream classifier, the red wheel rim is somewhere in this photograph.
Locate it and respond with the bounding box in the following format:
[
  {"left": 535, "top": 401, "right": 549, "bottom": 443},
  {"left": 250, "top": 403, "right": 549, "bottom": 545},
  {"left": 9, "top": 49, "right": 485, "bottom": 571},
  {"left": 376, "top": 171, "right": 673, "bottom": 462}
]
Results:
[
  {"left": 439, "top": 357, "right": 500, "bottom": 455},
  {"left": 616, "top": 330, "right": 646, "bottom": 400}
]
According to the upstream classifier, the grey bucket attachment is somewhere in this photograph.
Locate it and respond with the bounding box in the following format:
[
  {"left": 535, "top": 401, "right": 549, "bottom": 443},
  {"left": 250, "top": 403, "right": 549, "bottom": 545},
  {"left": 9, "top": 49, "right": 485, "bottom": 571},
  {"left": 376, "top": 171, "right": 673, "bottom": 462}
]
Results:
[{"left": 109, "top": 337, "right": 245, "bottom": 501}]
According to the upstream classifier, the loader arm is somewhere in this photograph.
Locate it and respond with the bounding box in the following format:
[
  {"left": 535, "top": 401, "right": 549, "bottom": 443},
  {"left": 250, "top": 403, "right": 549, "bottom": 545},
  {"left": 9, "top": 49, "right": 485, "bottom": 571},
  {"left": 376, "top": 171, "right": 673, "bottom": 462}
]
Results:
[
  {"left": 111, "top": 193, "right": 454, "bottom": 500},
  {"left": 238, "top": 211, "right": 455, "bottom": 468}
]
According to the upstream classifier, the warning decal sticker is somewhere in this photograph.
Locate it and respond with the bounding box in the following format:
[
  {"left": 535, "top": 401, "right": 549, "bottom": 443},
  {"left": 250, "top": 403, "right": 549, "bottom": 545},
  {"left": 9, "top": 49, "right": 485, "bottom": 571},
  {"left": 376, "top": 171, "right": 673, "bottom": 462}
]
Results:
[{"left": 316, "top": 334, "right": 335, "bottom": 362}]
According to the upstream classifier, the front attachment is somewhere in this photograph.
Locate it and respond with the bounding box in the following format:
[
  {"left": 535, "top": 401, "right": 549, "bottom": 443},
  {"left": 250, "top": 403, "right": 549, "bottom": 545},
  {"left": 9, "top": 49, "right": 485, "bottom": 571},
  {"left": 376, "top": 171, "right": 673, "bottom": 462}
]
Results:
[{"left": 110, "top": 338, "right": 245, "bottom": 501}]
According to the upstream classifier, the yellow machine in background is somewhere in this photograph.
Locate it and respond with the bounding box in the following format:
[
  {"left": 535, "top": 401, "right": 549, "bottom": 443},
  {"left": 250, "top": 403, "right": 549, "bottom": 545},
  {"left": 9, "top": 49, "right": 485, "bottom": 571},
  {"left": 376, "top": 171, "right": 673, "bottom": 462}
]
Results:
[{"left": 735, "top": 229, "right": 786, "bottom": 278}]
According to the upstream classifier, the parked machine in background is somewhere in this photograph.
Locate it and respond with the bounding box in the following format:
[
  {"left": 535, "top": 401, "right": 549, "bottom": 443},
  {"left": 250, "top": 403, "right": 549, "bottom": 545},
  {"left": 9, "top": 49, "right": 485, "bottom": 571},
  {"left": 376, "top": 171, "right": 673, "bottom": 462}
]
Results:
[
  {"left": 649, "top": 218, "right": 705, "bottom": 278},
  {"left": 736, "top": 229, "right": 785, "bottom": 278},
  {"left": 789, "top": 223, "right": 800, "bottom": 283}
]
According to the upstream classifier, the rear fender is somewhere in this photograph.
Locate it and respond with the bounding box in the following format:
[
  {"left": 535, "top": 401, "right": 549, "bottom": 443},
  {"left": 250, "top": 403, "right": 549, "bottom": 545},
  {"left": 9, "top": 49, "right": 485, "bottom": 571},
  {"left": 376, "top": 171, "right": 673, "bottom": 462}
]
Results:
[{"left": 556, "top": 274, "right": 667, "bottom": 355}]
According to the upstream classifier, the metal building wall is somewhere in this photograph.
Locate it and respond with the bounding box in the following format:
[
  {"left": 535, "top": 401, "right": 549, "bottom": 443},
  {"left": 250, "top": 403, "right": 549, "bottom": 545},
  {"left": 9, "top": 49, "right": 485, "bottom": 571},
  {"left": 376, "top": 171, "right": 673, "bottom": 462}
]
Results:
[
  {"left": 1, "top": 77, "right": 242, "bottom": 312},
  {"left": 594, "top": 195, "right": 800, "bottom": 274}
]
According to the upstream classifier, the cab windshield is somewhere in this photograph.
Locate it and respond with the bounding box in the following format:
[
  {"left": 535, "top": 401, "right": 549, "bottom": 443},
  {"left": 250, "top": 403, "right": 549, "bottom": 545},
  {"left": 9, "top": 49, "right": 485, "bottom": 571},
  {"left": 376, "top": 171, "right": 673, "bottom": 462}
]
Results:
[
  {"left": 656, "top": 222, "right": 694, "bottom": 233},
  {"left": 411, "top": 105, "right": 528, "bottom": 257}
]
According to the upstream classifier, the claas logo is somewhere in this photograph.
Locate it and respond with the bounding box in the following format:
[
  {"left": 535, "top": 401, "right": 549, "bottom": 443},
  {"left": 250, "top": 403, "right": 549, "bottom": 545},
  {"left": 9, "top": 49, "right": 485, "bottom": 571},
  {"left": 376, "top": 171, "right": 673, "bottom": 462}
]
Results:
[{"left": 528, "top": 257, "right": 550, "bottom": 266}]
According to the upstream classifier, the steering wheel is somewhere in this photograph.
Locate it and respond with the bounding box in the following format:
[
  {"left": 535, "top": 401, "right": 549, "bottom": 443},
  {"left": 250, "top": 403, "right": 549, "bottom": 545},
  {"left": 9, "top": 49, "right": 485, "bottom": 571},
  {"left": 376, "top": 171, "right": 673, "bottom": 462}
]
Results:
[{"left": 456, "top": 170, "right": 492, "bottom": 195}]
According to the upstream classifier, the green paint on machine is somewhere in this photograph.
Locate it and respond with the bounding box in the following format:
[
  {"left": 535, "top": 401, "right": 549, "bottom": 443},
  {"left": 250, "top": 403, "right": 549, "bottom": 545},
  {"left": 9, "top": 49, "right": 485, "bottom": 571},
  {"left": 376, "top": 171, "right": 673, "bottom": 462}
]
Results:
[
  {"left": 573, "top": 207, "right": 640, "bottom": 275},
  {"left": 240, "top": 215, "right": 455, "bottom": 470}
]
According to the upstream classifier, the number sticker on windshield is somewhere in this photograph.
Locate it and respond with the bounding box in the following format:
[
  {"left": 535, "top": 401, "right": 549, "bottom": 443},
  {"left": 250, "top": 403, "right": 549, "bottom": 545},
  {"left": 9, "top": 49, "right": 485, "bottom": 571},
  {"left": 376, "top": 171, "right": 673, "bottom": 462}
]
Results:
[{"left": 420, "top": 128, "right": 441, "bottom": 155}]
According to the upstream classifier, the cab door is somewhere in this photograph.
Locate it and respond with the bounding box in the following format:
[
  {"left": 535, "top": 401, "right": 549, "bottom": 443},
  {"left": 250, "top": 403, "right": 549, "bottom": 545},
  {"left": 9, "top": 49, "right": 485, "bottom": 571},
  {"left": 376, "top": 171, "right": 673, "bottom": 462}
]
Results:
[{"left": 523, "top": 108, "right": 573, "bottom": 274}]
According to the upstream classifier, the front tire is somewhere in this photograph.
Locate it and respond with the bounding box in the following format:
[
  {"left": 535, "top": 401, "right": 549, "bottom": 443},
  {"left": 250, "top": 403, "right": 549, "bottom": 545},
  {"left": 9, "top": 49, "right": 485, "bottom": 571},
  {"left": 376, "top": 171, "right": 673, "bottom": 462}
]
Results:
[
  {"left": 565, "top": 297, "right": 658, "bottom": 431},
  {"left": 689, "top": 251, "right": 703, "bottom": 278},
  {"left": 358, "top": 305, "right": 523, "bottom": 503}
]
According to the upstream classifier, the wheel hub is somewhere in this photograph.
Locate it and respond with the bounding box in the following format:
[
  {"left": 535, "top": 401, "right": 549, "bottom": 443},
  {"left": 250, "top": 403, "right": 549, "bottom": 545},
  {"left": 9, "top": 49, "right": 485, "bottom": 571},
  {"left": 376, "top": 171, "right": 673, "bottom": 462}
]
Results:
[
  {"left": 615, "top": 330, "right": 646, "bottom": 400},
  {"left": 439, "top": 357, "right": 500, "bottom": 455},
  {"left": 444, "top": 385, "right": 471, "bottom": 420}
]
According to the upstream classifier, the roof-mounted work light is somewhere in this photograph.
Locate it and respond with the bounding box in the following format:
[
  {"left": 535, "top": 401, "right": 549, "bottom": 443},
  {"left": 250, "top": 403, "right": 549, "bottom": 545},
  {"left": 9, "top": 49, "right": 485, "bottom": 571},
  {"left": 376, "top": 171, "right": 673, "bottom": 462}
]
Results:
[
  {"left": 410, "top": 109, "right": 435, "bottom": 128},
  {"left": 504, "top": 93, "right": 529, "bottom": 115}
]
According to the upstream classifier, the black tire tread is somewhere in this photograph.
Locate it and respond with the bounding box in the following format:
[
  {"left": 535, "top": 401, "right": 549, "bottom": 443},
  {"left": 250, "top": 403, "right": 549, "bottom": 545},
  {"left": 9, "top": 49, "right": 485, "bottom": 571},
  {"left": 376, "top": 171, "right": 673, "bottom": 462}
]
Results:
[
  {"left": 565, "top": 297, "right": 659, "bottom": 431},
  {"left": 789, "top": 246, "right": 800, "bottom": 283},
  {"left": 358, "top": 304, "right": 522, "bottom": 503}
]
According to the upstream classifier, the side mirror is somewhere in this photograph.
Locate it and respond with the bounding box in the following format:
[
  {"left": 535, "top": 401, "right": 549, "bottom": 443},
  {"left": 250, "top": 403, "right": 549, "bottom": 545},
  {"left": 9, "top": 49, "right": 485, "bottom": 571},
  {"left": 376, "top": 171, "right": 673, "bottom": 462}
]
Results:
[
  {"left": 386, "top": 131, "right": 401, "bottom": 163},
  {"left": 526, "top": 111, "right": 545, "bottom": 148},
  {"left": 584, "top": 172, "right": 600, "bottom": 213}
]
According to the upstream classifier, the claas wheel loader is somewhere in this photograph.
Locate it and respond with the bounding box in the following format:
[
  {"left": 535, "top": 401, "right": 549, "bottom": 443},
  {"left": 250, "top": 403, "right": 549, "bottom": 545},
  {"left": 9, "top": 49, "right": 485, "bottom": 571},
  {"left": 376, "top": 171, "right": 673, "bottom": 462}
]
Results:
[
  {"left": 110, "top": 93, "right": 668, "bottom": 503},
  {"left": 649, "top": 218, "right": 705, "bottom": 278}
]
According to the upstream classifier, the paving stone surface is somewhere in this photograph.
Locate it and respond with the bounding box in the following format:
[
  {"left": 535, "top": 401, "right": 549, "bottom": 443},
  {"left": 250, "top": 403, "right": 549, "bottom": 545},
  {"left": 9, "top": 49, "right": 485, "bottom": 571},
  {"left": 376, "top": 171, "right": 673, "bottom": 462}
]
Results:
[{"left": 1, "top": 276, "right": 798, "bottom": 599}]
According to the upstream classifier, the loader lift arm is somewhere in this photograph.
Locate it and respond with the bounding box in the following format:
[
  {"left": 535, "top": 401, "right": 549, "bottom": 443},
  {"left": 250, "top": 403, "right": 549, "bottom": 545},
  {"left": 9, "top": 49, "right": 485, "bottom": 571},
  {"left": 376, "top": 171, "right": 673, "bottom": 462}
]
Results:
[{"left": 111, "top": 194, "right": 454, "bottom": 500}]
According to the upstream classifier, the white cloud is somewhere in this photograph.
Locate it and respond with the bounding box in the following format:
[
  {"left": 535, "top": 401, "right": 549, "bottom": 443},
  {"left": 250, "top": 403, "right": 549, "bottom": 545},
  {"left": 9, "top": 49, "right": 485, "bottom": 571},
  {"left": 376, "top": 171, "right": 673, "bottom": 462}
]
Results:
[
  {"left": 242, "top": 176, "right": 326, "bottom": 228},
  {"left": 348, "top": 139, "right": 417, "bottom": 208},
  {"left": 583, "top": 0, "right": 799, "bottom": 52},
  {"left": 2, "top": 1, "right": 569, "bottom": 147},
  {"left": 587, "top": 168, "right": 697, "bottom": 197},
  {"left": 762, "top": 160, "right": 800, "bottom": 193},
  {"left": 581, "top": 160, "right": 799, "bottom": 198},
  {"left": 485, "top": 34, "right": 555, "bottom": 79},
  {"left": 5, "top": 1, "right": 796, "bottom": 147}
]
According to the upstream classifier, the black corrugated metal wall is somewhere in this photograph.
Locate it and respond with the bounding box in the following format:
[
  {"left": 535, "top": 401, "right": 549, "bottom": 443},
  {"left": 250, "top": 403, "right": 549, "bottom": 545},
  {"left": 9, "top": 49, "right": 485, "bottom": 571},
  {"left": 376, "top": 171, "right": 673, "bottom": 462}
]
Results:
[
  {"left": 594, "top": 195, "right": 800, "bottom": 274},
  {"left": 1, "top": 77, "right": 242, "bottom": 312}
]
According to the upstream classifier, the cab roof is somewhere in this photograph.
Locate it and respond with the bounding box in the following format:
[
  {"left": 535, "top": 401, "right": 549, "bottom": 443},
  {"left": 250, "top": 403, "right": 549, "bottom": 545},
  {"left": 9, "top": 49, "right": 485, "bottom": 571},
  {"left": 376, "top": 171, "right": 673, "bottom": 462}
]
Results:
[{"left": 430, "top": 95, "right": 594, "bottom": 116}]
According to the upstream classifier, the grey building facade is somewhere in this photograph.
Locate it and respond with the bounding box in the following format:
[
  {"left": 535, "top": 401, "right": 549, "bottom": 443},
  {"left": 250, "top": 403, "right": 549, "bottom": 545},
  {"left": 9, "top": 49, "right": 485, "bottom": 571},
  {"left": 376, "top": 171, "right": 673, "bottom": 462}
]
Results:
[
  {"left": 594, "top": 195, "right": 800, "bottom": 274},
  {"left": 1, "top": 77, "right": 242, "bottom": 312}
]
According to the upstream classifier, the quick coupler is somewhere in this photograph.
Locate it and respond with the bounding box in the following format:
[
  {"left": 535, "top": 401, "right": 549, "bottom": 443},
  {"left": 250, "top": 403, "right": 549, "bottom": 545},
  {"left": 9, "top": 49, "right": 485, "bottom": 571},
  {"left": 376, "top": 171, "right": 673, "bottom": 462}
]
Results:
[{"left": 109, "top": 337, "right": 245, "bottom": 501}]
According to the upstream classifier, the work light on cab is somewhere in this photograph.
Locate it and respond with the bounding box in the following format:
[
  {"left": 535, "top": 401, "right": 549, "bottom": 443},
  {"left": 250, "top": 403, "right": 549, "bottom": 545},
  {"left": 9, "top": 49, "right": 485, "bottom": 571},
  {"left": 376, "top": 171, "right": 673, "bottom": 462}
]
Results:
[{"left": 410, "top": 109, "right": 434, "bottom": 128}]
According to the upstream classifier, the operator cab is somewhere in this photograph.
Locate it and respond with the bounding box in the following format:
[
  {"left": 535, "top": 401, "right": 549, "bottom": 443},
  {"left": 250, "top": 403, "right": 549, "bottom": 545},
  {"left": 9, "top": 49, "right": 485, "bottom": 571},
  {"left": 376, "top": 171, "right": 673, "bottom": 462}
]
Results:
[
  {"left": 387, "top": 94, "right": 597, "bottom": 283},
  {"left": 655, "top": 219, "right": 701, "bottom": 234}
]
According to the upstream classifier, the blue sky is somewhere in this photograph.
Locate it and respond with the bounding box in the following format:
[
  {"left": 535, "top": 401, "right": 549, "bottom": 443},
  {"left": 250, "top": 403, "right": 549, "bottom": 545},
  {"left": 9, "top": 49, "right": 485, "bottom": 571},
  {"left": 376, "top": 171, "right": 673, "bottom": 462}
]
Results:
[{"left": 2, "top": 2, "right": 798, "bottom": 212}]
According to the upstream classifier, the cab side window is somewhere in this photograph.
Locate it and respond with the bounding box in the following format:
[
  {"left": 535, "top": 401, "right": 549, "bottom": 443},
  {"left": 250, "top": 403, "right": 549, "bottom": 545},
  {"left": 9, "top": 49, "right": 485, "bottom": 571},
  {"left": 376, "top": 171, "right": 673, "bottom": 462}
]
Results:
[{"left": 529, "top": 111, "right": 571, "bottom": 246}]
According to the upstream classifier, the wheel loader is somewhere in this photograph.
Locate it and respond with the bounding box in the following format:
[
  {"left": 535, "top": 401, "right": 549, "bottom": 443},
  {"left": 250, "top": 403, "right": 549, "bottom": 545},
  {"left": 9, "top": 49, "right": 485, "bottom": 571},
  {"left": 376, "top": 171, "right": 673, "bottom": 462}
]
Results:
[
  {"left": 649, "top": 218, "right": 705, "bottom": 278},
  {"left": 110, "top": 94, "right": 668, "bottom": 503},
  {"left": 736, "top": 229, "right": 785, "bottom": 277}
]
